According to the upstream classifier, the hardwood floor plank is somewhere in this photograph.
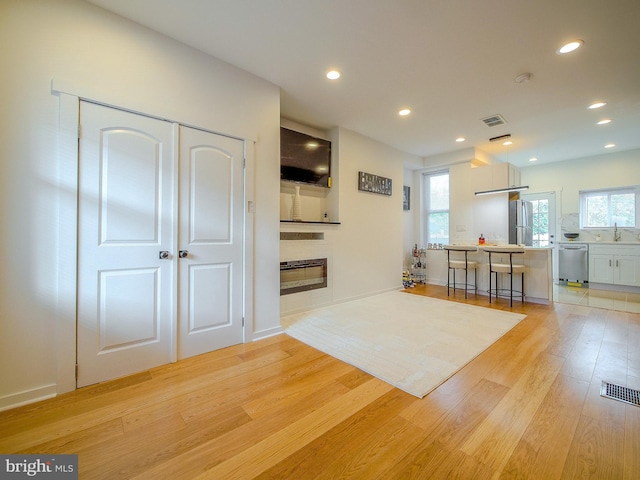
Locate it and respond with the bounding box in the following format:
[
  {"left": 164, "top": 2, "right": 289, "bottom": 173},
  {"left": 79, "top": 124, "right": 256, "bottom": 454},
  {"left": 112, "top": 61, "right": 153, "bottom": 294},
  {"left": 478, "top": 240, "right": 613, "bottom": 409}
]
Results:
[
  {"left": 1, "top": 284, "right": 637, "bottom": 479},
  {"left": 255, "top": 389, "right": 416, "bottom": 480},
  {"left": 188, "top": 379, "right": 393, "bottom": 480},
  {"left": 390, "top": 378, "right": 508, "bottom": 479},
  {"left": 22, "top": 418, "right": 124, "bottom": 454},
  {"left": 460, "top": 352, "right": 565, "bottom": 472},
  {"left": 313, "top": 415, "right": 426, "bottom": 480},
  {"left": 386, "top": 440, "right": 496, "bottom": 480},
  {"left": 627, "top": 318, "right": 640, "bottom": 380},
  {"left": 593, "top": 339, "right": 629, "bottom": 386},
  {"left": 498, "top": 374, "right": 589, "bottom": 479},
  {"left": 560, "top": 312, "right": 607, "bottom": 382},
  {"left": 624, "top": 404, "right": 640, "bottom": 480},
  {"left": 482, "top": 318, "right": 556, "bottom": 388},
  {"left": 80, "top": 406, "right": 253, "bottom": 479},
  {"left": 544, "top": 313, "right": 587, "bottom": 358},
  {"left": 561, "top": 414, "right": 625, "bottom": 479},
  {"left": 240, "top": 356, "right": 355, "bottom": 419}
]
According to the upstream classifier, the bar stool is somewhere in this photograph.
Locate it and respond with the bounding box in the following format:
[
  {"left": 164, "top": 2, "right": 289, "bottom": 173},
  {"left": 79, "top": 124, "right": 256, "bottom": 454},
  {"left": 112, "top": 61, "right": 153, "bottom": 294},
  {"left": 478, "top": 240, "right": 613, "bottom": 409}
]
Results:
[
  {"left": 444, "top": 245, "right": 479, "bottom": 299},
  {"left": 484, "top": 245, "right": 526, "bottom": 307}
]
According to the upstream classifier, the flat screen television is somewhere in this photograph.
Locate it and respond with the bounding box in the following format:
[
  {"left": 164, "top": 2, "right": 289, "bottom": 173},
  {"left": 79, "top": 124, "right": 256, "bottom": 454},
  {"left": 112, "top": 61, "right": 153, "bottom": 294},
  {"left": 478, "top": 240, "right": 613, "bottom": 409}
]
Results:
[{"left": 280, "top": 127, "right": 331, "bottom": 187}]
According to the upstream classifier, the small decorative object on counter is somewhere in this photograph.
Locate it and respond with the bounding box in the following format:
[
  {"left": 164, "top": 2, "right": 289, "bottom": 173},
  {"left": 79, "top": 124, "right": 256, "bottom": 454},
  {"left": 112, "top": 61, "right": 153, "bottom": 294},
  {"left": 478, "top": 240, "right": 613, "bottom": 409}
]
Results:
[{"left": 478, "top": 234, "right": 485, "bottom": 245}]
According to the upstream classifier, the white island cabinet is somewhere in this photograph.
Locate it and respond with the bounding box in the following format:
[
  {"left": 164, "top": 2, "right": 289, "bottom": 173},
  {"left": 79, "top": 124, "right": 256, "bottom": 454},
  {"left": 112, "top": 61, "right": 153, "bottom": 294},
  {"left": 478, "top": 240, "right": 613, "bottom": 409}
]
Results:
[
  {"left": 589, "top": 243, "right": 640, "bottom": 288},
  {"left": 424, "top": 246, "right": 552, "bottom": 304}
]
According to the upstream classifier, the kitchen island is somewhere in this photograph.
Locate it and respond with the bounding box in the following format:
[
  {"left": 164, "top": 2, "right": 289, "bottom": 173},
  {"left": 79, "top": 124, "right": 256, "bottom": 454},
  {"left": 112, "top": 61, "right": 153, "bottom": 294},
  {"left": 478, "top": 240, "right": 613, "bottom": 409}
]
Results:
[{"left": 424, "top": 245, "right": 553, "bottom": 304}]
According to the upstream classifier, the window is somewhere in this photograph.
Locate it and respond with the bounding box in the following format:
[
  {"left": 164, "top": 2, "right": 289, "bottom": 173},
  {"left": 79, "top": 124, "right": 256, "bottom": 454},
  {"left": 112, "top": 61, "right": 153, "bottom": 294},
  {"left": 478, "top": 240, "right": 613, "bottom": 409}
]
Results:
[
  {"left": 423, "top": 171, "right": 449, "bottom": 244},
  {"left": 580, "top": 186, "right": 639, "bottom": 228},
  {"left": 531, "top": 198, "right": 550, "bottom": 247}
]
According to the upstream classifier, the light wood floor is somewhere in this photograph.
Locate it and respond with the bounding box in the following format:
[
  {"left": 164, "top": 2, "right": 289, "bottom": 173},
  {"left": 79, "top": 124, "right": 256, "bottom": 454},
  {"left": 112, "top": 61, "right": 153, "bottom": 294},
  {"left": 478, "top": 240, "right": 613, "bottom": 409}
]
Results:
[{"left": 2, "top": 284, "right": 639, "bottom": 479}]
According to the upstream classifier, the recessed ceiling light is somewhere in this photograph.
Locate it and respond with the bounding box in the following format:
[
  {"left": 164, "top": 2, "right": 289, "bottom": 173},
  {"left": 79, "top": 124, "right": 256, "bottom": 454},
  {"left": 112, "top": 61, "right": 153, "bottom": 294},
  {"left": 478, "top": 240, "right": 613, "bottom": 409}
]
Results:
[
  {"left": 597, "top": 119, "right": 612, "bottom": 125},
  {"left": 326, "top": 70, "right": 341, "bottom": 80},
  {"left": 503, "top": 140, "right": 513, "bottom": 146},
  {"left": 398, "top": 108, "right": 411, "bottom": 116},
  {"left": 529, "top": 157, "right": 538, "bottom": 162},
  {"left": 558, "top": 40, "right": 584, "bottom": 54},
  {"left": 588, "top": 102, "right": 607, "bottom": 109},
  {"left": 456, "top": 137, "right": 465, "bottom": 143},
  {"left": 605, "top": 143, "right": 616, "bottom": 149}
]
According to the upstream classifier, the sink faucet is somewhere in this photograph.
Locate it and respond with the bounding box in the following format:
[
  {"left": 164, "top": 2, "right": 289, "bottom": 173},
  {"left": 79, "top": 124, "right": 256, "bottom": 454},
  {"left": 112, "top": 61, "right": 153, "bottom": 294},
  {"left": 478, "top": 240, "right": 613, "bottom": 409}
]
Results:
[{"left": 614, "top": 222, "right": 621, "bottom": 242}]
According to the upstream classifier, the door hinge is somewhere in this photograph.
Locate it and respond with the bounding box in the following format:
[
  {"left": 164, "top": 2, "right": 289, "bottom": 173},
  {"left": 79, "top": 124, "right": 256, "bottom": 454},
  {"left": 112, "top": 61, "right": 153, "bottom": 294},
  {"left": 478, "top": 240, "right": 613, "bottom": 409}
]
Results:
[
  {"left": 75, "top": 364, "right": 78, "bottom": 379},
  {"left": 242, "top": 157, "right": 246, "bottom": 169},
  {"left": 242, "top": 317, "right": 245, "bottom": 327},
  {"left": 77, "top": 124, "right": 81, "bottom": 139}
]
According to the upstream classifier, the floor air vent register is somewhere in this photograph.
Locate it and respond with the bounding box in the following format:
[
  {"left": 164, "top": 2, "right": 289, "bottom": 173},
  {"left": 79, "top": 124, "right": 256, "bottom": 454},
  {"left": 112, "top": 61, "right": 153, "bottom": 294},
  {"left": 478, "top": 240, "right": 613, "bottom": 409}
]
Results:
[{"left": 600, "top": 381, "right": 640, "bottom": 407}]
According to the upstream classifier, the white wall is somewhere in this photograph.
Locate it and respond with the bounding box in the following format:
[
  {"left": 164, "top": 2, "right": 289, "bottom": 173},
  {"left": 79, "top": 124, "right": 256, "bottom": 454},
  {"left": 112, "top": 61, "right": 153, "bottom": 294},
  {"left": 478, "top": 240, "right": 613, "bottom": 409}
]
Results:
[
  {"left": 403, "top": 167, "right": 421, "bottom": 270},
  {"left": 521, "top": 148, "right": 640, "bottom": 243},
  {"left": 281, "top": 128, "right": 421, "bottom": 315},
  {"left": 331, "top": 128, "right": 414, "bottom": 300},
  {"left": 0, "top": 0, "right": 280, "bottom": 409},
  {"left": 521, "top": 148, "right": 640, "bottom": 214}
]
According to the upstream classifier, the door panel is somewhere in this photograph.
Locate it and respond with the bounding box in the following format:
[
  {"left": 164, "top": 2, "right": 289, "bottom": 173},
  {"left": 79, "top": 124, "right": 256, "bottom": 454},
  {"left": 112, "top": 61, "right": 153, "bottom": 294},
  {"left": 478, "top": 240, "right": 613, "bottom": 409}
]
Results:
[
  {"left": 178, "top": 126, "right": 244, "bottom": 359},
  {"left": 190, "top": 148, "right": 232, "bottom": 242},
  {"left": 77, "top": 102, "right": 175, "bottom": 387},
  {"left": 98, "top": 268, "right": 159, "bottom": 350},
  {"left": 189, "top": 263, "right": 231, "bottom": 331},
  {"left": 100, "top": 129, "right": 163, "bottom": 243}
]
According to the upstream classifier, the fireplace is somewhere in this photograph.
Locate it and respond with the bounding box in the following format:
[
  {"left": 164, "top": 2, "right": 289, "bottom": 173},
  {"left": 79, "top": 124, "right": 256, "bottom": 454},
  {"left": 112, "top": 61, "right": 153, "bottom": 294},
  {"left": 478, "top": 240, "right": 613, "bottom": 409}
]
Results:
[{"left": 280, "top": 258, "right": 327, "bottom": 295}]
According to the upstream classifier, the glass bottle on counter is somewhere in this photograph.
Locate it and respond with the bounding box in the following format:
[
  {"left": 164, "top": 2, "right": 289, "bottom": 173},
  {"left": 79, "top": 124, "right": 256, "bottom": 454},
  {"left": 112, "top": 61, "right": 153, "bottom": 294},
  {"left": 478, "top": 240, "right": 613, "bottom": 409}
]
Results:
[{"left": 478, "top": 234, "right": 485, "bottom": 245}]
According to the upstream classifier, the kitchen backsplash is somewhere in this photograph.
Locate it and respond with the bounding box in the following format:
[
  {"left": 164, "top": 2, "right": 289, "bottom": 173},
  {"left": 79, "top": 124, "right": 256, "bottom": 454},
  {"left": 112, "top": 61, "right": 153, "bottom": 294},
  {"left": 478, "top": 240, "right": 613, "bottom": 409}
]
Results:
[{"left": 560, "top": 213, "right": 640, "bottom": 242}]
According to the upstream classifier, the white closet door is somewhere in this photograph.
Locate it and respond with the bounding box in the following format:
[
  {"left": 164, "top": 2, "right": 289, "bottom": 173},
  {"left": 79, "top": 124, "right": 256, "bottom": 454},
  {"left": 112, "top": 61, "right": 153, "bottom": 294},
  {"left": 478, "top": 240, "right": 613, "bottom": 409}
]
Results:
[
  {"left": 77, "top": 102, "right": 176, "bottom": 387},
  {"left": 178, "top": 126, "right": 245, "bottom": 359}
]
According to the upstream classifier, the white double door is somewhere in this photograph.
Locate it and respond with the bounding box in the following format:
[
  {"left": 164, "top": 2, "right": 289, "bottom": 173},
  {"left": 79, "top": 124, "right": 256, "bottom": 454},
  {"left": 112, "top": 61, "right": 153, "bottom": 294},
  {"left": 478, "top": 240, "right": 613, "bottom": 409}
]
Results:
[{"left": 77, "top": 102, "right": 245, "bottom": 387}]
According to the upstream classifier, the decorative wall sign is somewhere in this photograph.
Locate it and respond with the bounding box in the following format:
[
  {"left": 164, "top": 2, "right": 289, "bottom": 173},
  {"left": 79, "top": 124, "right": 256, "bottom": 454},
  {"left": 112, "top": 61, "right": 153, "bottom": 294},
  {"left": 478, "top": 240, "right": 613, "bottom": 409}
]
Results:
[{"left": 358, "top": 171, "right": 392, "bottom": 196}]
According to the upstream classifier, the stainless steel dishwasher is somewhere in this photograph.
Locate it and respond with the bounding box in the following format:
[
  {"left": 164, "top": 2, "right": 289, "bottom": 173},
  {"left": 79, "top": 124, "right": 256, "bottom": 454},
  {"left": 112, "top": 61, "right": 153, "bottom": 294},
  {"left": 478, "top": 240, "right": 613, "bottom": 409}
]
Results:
[{"left": 558, "top": 243, "right": 589, "bottom": 285}]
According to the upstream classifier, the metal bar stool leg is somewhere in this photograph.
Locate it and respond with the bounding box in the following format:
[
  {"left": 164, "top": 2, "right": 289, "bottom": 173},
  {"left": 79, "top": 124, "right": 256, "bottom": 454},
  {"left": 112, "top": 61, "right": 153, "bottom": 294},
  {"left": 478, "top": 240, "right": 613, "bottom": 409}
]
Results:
[
  {"left": 510, "top": 268, "right": 514, "bottom": 307},
  {"left": 474, "top": 268, "right": 478, "bottom": 295}
]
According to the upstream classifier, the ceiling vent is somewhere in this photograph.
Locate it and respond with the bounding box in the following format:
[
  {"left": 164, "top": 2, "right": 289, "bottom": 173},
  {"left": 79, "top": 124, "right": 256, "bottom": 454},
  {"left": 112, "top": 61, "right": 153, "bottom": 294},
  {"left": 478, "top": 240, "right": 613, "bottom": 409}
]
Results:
[{"left": 481, "top": 114, "right": 507, "bottom": 127}]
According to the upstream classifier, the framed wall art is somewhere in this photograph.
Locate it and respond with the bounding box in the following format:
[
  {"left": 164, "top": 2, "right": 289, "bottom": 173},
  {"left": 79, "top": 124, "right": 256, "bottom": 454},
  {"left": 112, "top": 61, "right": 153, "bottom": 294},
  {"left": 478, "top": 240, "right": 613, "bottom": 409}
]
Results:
[{"left": 358, "top": 171, "right": 392, "bottom": 196}]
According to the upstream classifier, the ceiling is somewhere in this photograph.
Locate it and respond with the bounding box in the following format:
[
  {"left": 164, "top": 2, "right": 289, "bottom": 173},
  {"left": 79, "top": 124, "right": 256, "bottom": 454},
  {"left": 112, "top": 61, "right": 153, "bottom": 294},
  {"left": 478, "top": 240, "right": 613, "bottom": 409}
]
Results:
[{"left": 86, "top": 0, "right": 640, "bottom": 168}]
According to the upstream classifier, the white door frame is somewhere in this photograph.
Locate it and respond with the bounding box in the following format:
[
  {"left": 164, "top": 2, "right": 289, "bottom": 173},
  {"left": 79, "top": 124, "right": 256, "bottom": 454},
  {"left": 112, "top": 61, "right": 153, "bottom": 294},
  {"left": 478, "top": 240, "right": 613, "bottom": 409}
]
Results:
[
  {"left": 54, "top": 91, "right": 254, "bottom": 393},
  {"left": 521, "top": 191, "right": 557, "bottom": 281}
]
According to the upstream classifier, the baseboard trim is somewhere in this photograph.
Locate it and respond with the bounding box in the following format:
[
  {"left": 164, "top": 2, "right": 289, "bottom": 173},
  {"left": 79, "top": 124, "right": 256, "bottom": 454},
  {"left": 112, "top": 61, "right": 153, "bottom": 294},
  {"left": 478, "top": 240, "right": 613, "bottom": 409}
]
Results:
[
  {"left": 251, "top": 325, "right": 284, "bottom": 341},
  {"left": 0, "top": 384, "right": 57, "bottom": 412}
]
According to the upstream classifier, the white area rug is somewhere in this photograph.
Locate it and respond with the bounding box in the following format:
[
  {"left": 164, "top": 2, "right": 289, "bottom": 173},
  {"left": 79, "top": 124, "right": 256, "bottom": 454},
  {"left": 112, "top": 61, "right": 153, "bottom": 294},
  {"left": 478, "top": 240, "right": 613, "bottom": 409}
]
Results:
[{"left": 282, "top": 291, "right": 526, "bottom": 398}]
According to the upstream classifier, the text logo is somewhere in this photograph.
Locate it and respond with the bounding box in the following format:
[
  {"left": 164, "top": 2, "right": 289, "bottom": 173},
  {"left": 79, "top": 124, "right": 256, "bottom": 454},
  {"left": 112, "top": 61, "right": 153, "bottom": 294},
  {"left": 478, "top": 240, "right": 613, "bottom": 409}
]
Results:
[{"left": 1, "top": 455, "right": 78, "bottom": 479}]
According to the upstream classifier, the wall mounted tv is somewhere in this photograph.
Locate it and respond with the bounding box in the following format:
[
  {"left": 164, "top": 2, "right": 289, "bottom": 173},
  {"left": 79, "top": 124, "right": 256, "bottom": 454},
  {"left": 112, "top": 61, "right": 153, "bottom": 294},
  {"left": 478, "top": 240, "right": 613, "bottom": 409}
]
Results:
[{"left": 280, "top": 127, "right": 331, "bottom": 188}]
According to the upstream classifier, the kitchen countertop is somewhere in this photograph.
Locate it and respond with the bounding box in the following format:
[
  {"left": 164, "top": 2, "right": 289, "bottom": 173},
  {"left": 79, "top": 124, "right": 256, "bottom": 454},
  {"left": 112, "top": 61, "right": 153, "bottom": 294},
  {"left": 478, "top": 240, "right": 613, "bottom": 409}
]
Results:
[
  {"left": 448, "top": 244, "right": 552, "bottom": 250},
  {"left": 558, "top": 241, "right": 640, "bottom": 245}
]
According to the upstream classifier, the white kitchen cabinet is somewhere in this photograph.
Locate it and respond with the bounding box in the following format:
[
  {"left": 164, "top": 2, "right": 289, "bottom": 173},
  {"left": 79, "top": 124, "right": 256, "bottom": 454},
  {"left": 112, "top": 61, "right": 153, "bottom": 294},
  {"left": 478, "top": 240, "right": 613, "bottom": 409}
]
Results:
[
  {"left": 473, "top": 162, "right": 521, "bottom": 192},
  {"left": 589, "top": 244, "right": 640, "bottom": 287}
]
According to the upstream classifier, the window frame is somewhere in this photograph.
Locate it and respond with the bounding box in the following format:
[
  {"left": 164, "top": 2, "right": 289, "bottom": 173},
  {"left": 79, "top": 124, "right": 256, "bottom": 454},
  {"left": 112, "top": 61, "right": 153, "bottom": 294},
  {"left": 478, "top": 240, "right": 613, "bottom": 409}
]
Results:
[
  {"left": 579, "top": 185, "right": 639, "bottom": 229},
  {"left": 422, "top": 170, "right": 450, "bottom": 245}
]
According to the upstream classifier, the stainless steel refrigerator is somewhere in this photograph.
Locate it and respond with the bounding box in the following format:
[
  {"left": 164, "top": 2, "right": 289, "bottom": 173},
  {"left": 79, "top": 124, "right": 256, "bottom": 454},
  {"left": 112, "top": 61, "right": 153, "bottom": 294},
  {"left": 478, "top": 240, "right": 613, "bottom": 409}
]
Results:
[{"left": 509, "top": 200, "right": 533, "bottom": 246}]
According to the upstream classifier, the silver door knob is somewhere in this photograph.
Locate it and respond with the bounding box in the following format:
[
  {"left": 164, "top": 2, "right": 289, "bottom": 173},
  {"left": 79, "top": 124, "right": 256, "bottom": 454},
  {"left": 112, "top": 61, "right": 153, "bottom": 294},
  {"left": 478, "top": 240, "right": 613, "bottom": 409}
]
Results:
[
  {"left": 179, "top": 250, "right": 189, "bottom": 258},
  {"left": 159, "top": 251, "right": 170, "bottom": 259}
]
